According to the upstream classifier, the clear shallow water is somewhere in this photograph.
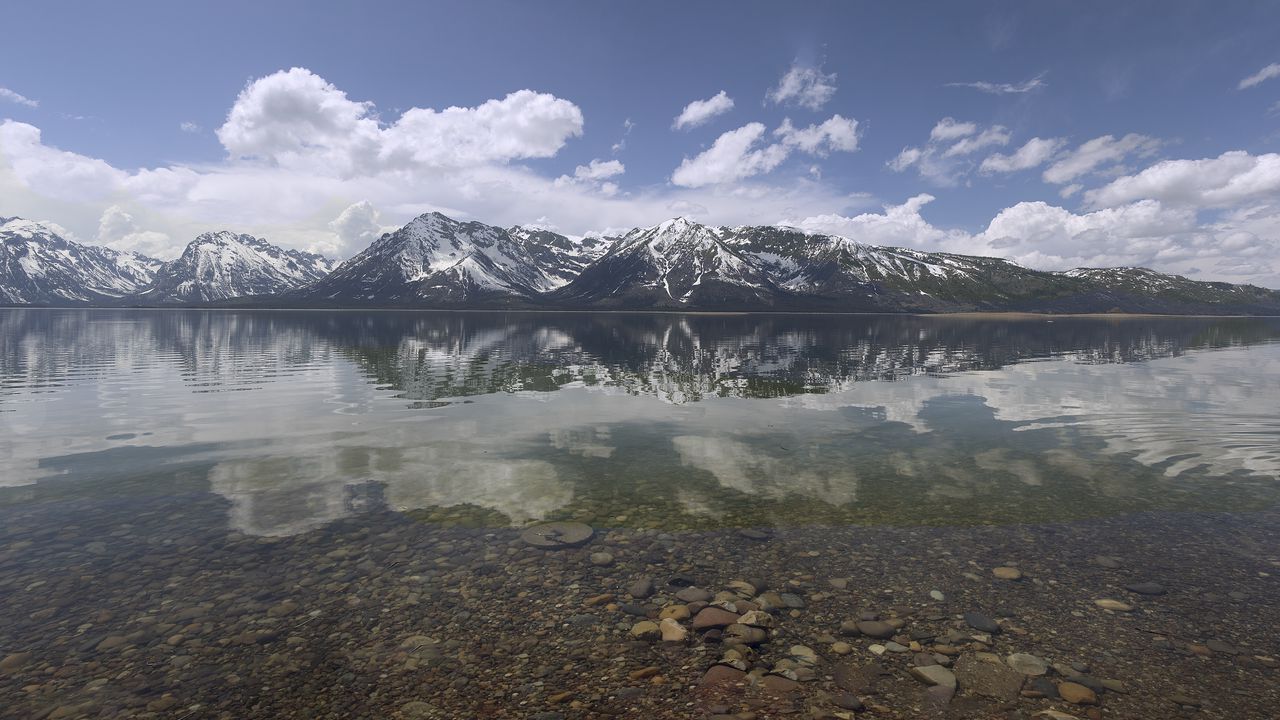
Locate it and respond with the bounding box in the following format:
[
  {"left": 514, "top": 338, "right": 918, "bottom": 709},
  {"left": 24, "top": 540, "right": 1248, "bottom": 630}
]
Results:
[
  {"left": 3, "top": 309, "right": 1279, "bottom": 533},
  {"left": 4, "top": 309, "right": 1280, "bottom": 720}
]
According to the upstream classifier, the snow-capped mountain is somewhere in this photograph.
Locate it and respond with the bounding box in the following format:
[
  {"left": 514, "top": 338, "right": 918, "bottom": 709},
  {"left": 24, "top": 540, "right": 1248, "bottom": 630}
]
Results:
[
  {"left": 300, "top": 212, "right": 608, "bottom": 304},
  {"left": 4, "top": 211, "right": 1280, "bottom": 314},
  {"left": 0, "top": 217, "right": 161, "bottom": 305},
  {"left": 550, "top": 217, "right": 782, "bottom": 307},
  {"left": 138, "top": 231, "right": 334, "bottom": 304}
]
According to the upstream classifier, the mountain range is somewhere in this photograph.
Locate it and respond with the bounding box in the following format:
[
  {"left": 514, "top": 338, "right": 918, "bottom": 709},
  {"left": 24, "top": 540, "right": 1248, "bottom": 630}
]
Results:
[{"left": 3, "top": 212, "right": 1279, "bottom": 314}]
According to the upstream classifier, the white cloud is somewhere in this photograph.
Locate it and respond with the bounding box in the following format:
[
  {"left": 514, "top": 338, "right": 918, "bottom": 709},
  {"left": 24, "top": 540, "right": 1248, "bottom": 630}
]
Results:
[
  {"left": 572, "top": 158, "right": 625, "bottom": 181},
  {"left": 179, "top": 121, "right": 202, "bottom": 133},
  {"left": 671, "top": 123, "right": 789, "bottom": 188},
  {"left": 980, "top": 137, "right": 1066, "bottom": 174},
  {"left": 774, "top": 115, "right": 860, "bottom": 155},
  {"left": 766, "top": 61, "right": 837, "bottom": 110},
  {"left": 941, "top": 126, "right": 1010, "bottom": 157},
  {"left": 555, "top": 158, "right": 626, "bottom": 196},
  {"left": 671, "top": 115, "right": 860, "bottom": 188},
  {"left": 946, "top": 73, "right": 1047, "bottom": 95},
  {"left": 1042, "top": 133, "right": 1160, "bottom": 185},
  {"left": 1059, "top": 183, "right": 1083, "bottom": 198},
  {"left": 327, "top": 200, "right": 393, "bottom": 257},
  {"left": 1, "top": 87, "right": 39, "bottom": 108},
  {"left": 216, "top": 67, "right": 584, "bottom": 177},
  {"left": 930, "top": 118, "right": 977, "bottom": 142},
  {"left": 95, "top": 205, "right": 173, "bottom": 258},
  {"left": 673, "top": 91, "right": 734, "bottom": 130},
  {"left": 1084, "top": 150, "right": 1280, "bottom": 209},
  {"left": 889, "top": 119, "right": 1008, "bottom": 185},
  {"left": 1239, "top": 63, "right": 1280, "bottom": 90},
  {"left": 611, "top": 118, "right": 635, "bottom": 154}
]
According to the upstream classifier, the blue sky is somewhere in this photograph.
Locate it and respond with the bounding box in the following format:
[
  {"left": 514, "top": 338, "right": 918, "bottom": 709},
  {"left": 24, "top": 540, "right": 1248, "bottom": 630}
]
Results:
[{"left": 3, "top": 1, "right": 1280, "bottom": 285}]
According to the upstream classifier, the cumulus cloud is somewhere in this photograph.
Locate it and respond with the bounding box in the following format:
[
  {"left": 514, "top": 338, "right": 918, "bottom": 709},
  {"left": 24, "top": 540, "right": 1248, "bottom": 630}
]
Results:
[
  {"left": 216, "top": 67, "right": 584, "bottom": 177},
  {"left": 1239, "top": 63, "right": 1280, "bottom": 90},
  {"left": 889, "top": 118, "right": 1009, "bottom": 185},
  {"left": 673, "top": 91, "right": 734, "bottom": 130},
  {"left": 554, "top": 158, "right": 626, "bottom": 196},
  {"left": 766, "top": 61, "right": 837, "bottom": 110},
  {"left": 946, "top": 73, "right": 1047, "bottom": 95},
  {"left": 326, "top": 201, "right": 394, "bottom": 256},
  {"left": 980, "top": 137, "right": 1066, "bottom": 174},
  {"left": 1042, "top": 133, "right": 1160, "bottom": 185},
  {"left": 671, "top": 115, "right": 859, "bottom": 188},
  {"left": 179, "top": 121, "right": 202, "bottom": 133},
  {"left": 95, "top": 205, "right": 173, "bottom": 258},
  {"left": 1084, "top": 150, "right": 1280, "bottom": 209},
  {"left": 0, "top": 87, "right": 39, "bottom": 108}
]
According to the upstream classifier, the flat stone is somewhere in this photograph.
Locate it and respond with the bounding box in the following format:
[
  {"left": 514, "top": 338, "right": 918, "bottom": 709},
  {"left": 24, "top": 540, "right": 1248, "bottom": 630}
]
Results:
[
  {"left": 1169, "top": 694, "right": 1202, "bottom": 707},
  {"left": 589, "top": 552, "right": 614, "bottom": 567},
  {"left": 856, "top": 620, "right": 896, "bottom": 639},
  {"left": 1093, "top": 599, "right": 1134, "bottom": 612},
  {"left": 692, "top": 607, "right": 740, "bottom": 630},
  {"left": 724, "top": 624, "right": 767, "bottom": 645},
  {"left": 832, "top": 693, "right": 864, "bottom": 711},
  {"left": 963, "top": 612, "right": 1001, "bottom": 634},
  {"left": 1006, "top": 652, "right": 1049, "bottom": 676},
  {"left": 738, "top": 610, "right": 774, "bottom": 628},
  {"left": 925, "top": 684, "right": 956, "bottom": 709},
  {"left": 1034, "top": 712, "right": 1083, "bottom": 720},
  {"left": 738, "top": 528, "right": 772, "bottom": 541},
  {"left": 992, "top": 567, "right": 1023, "bottom": 580},
  {"left": 520, "top": 522, "right": 594, "bottom": 549},
  {"left": 1124, "top": 581, "right": 1166, "bottom": 596},
  {"left": 1058, "top": 681, "right": 1097, "bottom": 705},
  {"left": 1093, "top": 555, "right": 1123, "bottom": 569},
  {"left": 762, "top": 675, "right": 798, "bottom": 693},
  {"left": 676, "top": 587, "right": 713, "bottom": 603},
  {"left": 0, "top": 652, "right": 31, "bottom": 673},
  {"left": 701, "top": 665, "right": 747, "bottom": 686},
  {"left": 929, "top": 590, "right": 946, "bottom": 602},
  {"left": 400, "top": 700, "right": 435, "bottom": 718},
  {"left": 954, "top": 654, "right": 1025, "bottom": 700},
  {"left": 910, "top": 664, "right": 957, "bottom": 690},
  {"left": 96, "top": 636, "right": 129, "bottom": 651}
]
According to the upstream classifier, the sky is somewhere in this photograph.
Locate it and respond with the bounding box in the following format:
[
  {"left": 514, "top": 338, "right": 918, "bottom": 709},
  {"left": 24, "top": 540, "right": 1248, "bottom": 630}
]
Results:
[{"left": 3, "top": 0, "right": 1280, "bottom": 286}]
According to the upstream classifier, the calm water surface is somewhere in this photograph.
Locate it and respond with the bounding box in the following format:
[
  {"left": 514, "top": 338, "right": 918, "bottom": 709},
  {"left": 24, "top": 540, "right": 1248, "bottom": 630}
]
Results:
[{"left": 3, "top": 309, "right": 1280, "bottom": 533}]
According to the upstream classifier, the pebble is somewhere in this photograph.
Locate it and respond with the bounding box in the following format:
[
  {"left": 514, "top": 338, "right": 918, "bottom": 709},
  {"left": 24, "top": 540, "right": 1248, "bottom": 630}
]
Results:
[
  {"left": 1169, "top": 694, "right": 1202, "bottom": 707},
  {"left": 830, "top": 641, "right": 853, "bottom": 655},
  {"left": 589, "top": 551, "right": 614, "bottom": 566},
  {"left": 629, "top": 621, "right": 660, "bottom": 641},
  {"left": 0, "top": 652, "right": 31, "bottom": 673},
  {"left": 855, "top": 620, "right": 896, "bottom": 639},
  {"left": 659, "top": 618, "right": 687, "bottom": 643},
  {"left": 692, "top": 607, "right": 740, "bottom": 630},
  {"left": 910, "top": 664, "right": 957, "bottom": 690},
  {"left": 658, "top": 605, "right": 690, "bottom": 621},
  {"left": 1093, "top": 598, "right": 1134, "bottom": 612},
  {"left": 993, "top": 566, "right": 1023, "bottom": 580},
  {"left": 1093, "top": 555, "right": 1123, "bottom": 568},
  {"left": 963, "top": 612, "right": 1001, "bottom": 633},
  {"left": 1006, "top": 652, "right": 1049, "bottom": 675},
  {"left": 1057, "top": 681, "right": 1098, "bottom": 705},
  {"left": 929, "top": 590, "right": 945, "bottom": 601},
  {"left": 1124, "top": 581, "right": 1166, "bottom": 595},
  {"left": 519, "top": 522, "right": 593, "bottom": 549},
  {"left": 627, "top": 578, "right": 655, "bottom": 598},
  {"left": 676, "top": 586, "right": 713, "bottom": 603}
]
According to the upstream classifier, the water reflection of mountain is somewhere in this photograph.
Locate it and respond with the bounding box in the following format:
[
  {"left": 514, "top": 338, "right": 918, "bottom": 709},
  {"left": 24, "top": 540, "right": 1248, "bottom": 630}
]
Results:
[
  {"left": 3, "top": 310, "right": 1280, "bottom": 404},
  {"left": 4, "top": 309, "right": 1280, "bottom": 536}
]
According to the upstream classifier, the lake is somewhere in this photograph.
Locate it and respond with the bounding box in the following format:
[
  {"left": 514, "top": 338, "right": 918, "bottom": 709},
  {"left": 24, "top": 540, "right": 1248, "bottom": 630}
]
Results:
[{"left": 2, "top": 309, "right": 1279, "bottom": 718}]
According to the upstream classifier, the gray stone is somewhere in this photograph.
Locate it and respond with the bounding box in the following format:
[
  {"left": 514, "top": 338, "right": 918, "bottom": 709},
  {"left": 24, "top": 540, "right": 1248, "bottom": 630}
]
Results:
[
  {"left": 910, "top": 664, "right": 957, "bottom": 690},
  {"left": 520, "top": 522, "right": 594, "bottom": 549},
  {"left": 1006, "top": 652, "right": 1049, "bottom": 676},
  {"left": 963, "top": 612, "right": 1001, "bottom": 634},
  {"left": 954, "top": 654, "right": 1025, "bottom": 700}
]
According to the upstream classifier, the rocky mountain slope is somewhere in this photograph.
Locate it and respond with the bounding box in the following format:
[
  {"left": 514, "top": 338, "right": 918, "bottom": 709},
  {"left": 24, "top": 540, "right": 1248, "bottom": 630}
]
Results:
[
  {"left": 137, "top": 231, "right": 333, "bottom": 304},
  {"left": 0, "top": 217, "right": 161, "bottom": 304}
]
